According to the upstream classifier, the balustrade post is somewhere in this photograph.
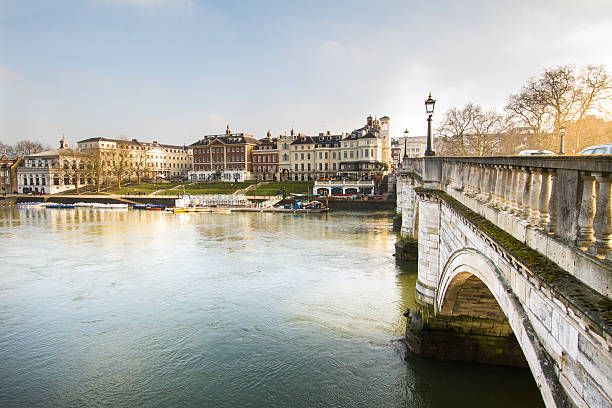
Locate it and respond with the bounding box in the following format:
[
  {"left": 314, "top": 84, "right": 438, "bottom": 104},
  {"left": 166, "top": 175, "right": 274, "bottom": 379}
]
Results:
[
  {"left": 544, "top": 170, "right": 557, "bottom": 234},
  {"left": 521, "top": 169, "right": 532, "bottom": 220},
  {"left": 509, "top": 168, "right": 519, "bottom": 214},
  {"left": 501, "top": 167, "right": 512, "bottom": 211},
  {"left": 589, "top": 174, "right": 612, "bottom": 258},
  {"left": 528, "top": 168, "right": 541, "bottom": 226},
  {"left": 480, "top": 166, "right": 491, "bottom": 202},
  {"left": 494, "top": 166, "right": 503, "bottom": 208},
  {"left": 515, "top": 168, "right": 526, "bottom": 218},
  {"left": 537, "top": 170, "right": 552, "bottom": 228},
  {"left": 474, "top": 165, "right": 482, "bottom": 198},
  {"left": 576, "top": 173, "right": 596, "bottom": 250},
  {"left": 464, "top": 165, "right": 473, "bottom": 195}
]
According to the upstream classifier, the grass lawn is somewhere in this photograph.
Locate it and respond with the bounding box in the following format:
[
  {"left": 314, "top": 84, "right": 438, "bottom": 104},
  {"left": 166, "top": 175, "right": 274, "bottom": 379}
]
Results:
[
  {"left": 246, "top": 181, "right": 313, "bottom": 196},
  {"left": 109, "top": 182, "right": 182, "bottom": 195}
]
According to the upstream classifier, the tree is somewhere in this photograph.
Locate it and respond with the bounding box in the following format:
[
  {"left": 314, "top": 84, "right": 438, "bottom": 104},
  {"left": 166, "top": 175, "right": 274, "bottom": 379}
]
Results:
[
  {"left": 437, "top": 103, "right": 509, "bottom": 156},
  {"left": 13, "top": 140, "right": 44, "bottom": 157},
  {"left": 573, "top": 65, "right": 612, "bottom": 150},
  {"left": 85, "top": 150, "right": 107, "bottom": 193},
  {"left": 61, "top": 156, "right": 85, "bottom": 193},
  {"left": 506, "top": 64, "right": 611, "bottom": 151},
  {"left": 131, "top": 147, "right": 149, "bottom": 184},
  {"left": 106, "top": 147, "right": 131, "bottom": 188},
  {"left": 0, "top": 141, "right": 14, "bottom": 158}
]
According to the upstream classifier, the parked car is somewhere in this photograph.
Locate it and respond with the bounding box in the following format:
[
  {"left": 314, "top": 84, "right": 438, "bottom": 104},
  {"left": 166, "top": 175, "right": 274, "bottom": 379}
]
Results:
[
  {"left": 578, "top": 143, "right": 612, "bottom": 155},
  {"left": 517, "top": 150, "right": 555, "bottom": 156}
]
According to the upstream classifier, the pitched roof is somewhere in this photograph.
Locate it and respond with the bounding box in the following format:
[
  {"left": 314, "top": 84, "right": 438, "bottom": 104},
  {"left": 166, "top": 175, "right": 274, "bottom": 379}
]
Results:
[
  {"left": 190, "top": 133, "right": 259, "bottom": 147},
  {"left": 27, "top": 148, "right": 86, "bottom": 158}
]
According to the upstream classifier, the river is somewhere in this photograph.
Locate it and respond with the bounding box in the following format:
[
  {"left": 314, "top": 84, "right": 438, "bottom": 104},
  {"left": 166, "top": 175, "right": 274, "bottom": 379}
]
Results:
[{"left": 0, "top": 207, "right": 544, "bottom": 407}]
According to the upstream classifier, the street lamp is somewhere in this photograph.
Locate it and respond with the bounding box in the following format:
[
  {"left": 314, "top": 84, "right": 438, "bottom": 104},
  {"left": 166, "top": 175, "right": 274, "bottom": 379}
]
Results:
[
  {"left": 425, "top": 92, "right": 436, "bottom": 157},
  {"left": 403, "top": 129, "right": 409, "bottom": 159},
  {"left": 559, "top": 125, "right": 566, "bottom": 155}
]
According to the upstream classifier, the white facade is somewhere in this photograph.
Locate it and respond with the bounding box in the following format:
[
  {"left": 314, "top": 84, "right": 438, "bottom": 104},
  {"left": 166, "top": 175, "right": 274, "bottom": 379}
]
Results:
[{"left": 18, "top": 149, "right": 87, "bottom": 194}]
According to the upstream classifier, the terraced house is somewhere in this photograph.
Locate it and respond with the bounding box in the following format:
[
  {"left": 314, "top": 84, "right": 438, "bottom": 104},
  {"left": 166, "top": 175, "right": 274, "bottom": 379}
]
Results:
[{"left": 77, "top": 137, "right": 192, "bottom": 180}]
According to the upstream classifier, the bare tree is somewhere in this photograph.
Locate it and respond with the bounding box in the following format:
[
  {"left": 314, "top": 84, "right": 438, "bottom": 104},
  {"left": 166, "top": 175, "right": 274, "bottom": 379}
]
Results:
[
  {"left": 131, "top": 147, "right": 149, "bottom": 184},
  {"left": 573, "top": 65, "right": 612, "bottom": 150},
  {"left": 506, "top": 64, "right": 612, "bottom": 151},
  {"left": 61, "top": 156, "right": 86, "bottom": 194},
  {"left": 437, "top": 103, "right": 508, "bottom": 156},
  {"left": 0, "top": 141, "right": 14, "bottom": 158},
  {"left": 13, "top": 140, "right": 44, "bottom": 157},
  {"left": 506, "top": 83, "right": 551, "bottom": 149},
  {"left": 106, "top": 147, "right": 131, "bottom": 188},
  {"left": 85, "top": 150, "right": 107, "bottom": 193}
]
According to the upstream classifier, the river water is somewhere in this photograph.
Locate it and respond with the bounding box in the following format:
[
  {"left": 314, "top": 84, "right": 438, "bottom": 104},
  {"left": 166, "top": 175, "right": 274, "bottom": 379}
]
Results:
[{"left": 0, "top": 207, "right": 544, "bottom": 407}]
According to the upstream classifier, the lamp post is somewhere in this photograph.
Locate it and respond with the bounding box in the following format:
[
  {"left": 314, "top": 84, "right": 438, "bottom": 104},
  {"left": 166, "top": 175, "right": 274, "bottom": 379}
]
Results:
[
  {"left": 425, "top": 92, "right": 436, "bottom": 157},
  {"left": 403, "top": 129, "right": 409, "bottom": 159},
  {"left": 558, "top": 124, "right": 566, "bottom": 155}
]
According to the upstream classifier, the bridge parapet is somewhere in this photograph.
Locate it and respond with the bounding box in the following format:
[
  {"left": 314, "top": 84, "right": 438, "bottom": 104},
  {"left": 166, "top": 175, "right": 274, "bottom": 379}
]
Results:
[{"left": 399, "top": 156, "right": 612, "bottom": 297}]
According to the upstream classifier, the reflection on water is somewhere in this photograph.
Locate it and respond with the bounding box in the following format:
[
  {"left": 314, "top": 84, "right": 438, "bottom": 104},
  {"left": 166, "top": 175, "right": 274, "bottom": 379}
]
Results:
[{"left": 0, "top": 208, "right": 543, "bottom": 407}]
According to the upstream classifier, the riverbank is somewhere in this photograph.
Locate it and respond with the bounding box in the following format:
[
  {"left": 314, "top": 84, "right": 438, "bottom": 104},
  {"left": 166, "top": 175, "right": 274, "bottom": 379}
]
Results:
[{"left": 5, "top": 194, "right": 397, "bottom": 211}]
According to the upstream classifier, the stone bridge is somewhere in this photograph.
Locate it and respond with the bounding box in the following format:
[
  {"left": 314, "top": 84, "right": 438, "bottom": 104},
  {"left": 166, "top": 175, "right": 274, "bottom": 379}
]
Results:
[{"left": 396, "top": 156, "right": 611, "bottom": 408}]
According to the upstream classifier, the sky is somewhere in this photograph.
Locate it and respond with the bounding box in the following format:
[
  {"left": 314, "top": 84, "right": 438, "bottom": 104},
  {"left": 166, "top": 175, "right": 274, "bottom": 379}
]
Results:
[{"left": 1, "top": 0, "right": 611, "bottom": 147}]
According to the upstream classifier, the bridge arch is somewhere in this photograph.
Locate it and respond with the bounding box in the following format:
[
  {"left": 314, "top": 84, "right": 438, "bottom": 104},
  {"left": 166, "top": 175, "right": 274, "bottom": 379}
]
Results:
[{"left": 437, "top": 248, "right": 569, "bottom": 408}]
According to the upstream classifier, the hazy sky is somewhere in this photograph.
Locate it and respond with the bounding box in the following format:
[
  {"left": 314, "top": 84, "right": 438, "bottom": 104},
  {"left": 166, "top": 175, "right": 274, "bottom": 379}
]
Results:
[{"left": 1, "top": 0, "right": 611, "bottom": 147}]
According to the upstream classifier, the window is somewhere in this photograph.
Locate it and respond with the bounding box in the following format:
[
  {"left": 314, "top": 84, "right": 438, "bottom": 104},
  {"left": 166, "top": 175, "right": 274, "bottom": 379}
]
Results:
[
  {"left": 325, "top": 163, "right": 328, "bottom": 170},
  {"left": 365, "top": 149, "right": 369, "bottom": 157},
  {"left": 295, "top": 164, "right": 298, "bottom": 171},
  {"left": 307, "top": 153, "right": 310, "bottom": 160},
  {"left": 301, "top": 164, "right": 304, "bottom": 171},
  {"left": 350, "top": 151, "right": 354, "bottom": 158},
  {"left": 301, "top": 153, "right": 304, "bottom": 160},
  {"left": 283, "top": 154, "right": 288, "bottom": 161},
  {"left": 294, "top": 154, "right": 298, "bottom": 160},
  {"left": 344, "top": 151, "right": 347, "bottom": 158},
  {"left": 332, "top": 152, "right": 336, "bottom": 159},
  {"left": 307, "top": 163, "right": 311, "bottom": 171},
  {"left": 318, "top": 163, "right": 322, "bottom": 170},
  {"left": 319, "top": 152, "right": 322, "bottom": 159},
  {"left": 325, "top": 152, "right": 328, "bottom": 159}
]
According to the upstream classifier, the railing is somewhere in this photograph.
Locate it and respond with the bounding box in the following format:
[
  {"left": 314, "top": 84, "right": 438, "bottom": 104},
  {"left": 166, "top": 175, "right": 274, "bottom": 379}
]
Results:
[
  {"left": 314, "top": 180, "right": 375, "bottom": 187},
  {"left": 400, "top": 156, "right": 612, "bottom": 259}
]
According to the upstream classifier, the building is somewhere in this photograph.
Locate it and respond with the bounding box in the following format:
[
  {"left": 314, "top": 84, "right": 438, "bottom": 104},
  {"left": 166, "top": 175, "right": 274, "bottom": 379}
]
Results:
[
  {"left": 284, "top": 115, "right": 391, "bottom": 181},
  {"left": 252, "top": 131, "right": 279, "bottom": 181},
  {"left": 392, "top": 135, "right": 435, "bottom": 166},
  {"left": 189, "top": 126, "right": 259, "bottom": 182},
  {"left": 17, "top": 136, "right": 87, "bottom": 194},
  {"left": 77, "top": 137, "right": 192, "bottom": 180},
  {"left": 0, "top": 157, "right": 22, "bottom": 194}
]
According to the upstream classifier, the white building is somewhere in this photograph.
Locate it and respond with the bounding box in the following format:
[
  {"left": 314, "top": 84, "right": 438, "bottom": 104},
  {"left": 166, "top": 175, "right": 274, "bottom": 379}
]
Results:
[
  {"left": 77, "top": 137, "right": 192, "bottom": 180},
  {"left": 18, "top": 136, "right": 87, "bottom": 194}
]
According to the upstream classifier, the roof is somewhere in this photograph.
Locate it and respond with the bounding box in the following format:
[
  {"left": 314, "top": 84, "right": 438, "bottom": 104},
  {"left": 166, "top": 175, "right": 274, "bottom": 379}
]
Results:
[
  {"left": 77, "top": 137, "right": 117, "bottom": 143},
  {"left": 27, "top": 148, "right": 86, "bottom": 158},
  {"left": 290, "top": 136, "right": 315, "bottom": 145},
  {"left": 190, "top": 133, "right": 259, "bottom": 147},
  {"left": 78, "top": 137, "right": 189, "bottom": 150}
]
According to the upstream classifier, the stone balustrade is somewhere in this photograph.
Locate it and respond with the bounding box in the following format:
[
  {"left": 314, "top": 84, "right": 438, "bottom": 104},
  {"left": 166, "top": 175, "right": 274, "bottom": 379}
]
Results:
[
  {"left": 401, "top": 156, "right": 612, "bottom": 259},
  {"left": 397, "top": 156, "right": 612, "bottom": 297}
]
